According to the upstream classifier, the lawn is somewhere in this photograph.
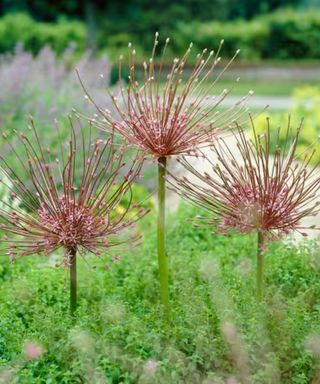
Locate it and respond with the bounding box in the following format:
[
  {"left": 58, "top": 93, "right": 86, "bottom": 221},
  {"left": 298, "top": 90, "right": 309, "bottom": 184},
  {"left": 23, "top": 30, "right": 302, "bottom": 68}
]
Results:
[
  {"left": 207, "top": 78, "right": 315, "bottom": 97},
  {"left": 0, "top": 203, "right": 319, "bottom": 383},
  {"left": 127, "top": 65, "right": 317, "bottom": 99}
]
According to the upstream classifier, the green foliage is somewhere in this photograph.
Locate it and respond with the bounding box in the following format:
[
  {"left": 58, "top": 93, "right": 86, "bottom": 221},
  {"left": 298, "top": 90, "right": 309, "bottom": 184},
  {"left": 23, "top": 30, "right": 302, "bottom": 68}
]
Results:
[
  {"left": 255, "top": 85, "right": 320, "bottom": 163},
  {"left": 173, "top": 9, "right": 320, "bottom": 61},
  {"left": 173, "top": 19, "right": 268, "bottom": 60},
  {"left": 1, "top": 9, "right": 320, "bottom": 61},
  {"left": 263, "top": 9, "right": 320, "bottom": 59},
  {"left": 0, "top": 13, "right": 86, "bottom": 55},
  {"left": 0, "top": 203, "right": 320, "bottom": 382},
  {"left": 0, "top": 0, "right": 302, "bottom": 23}
]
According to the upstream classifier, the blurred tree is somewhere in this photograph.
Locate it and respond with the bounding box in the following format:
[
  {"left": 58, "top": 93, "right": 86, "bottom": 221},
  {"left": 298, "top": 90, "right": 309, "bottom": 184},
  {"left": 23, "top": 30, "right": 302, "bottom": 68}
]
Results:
[
  {"left": 0, "top": 0, "right": 80, "bottom": 20},
  {"left": 228, "top": 0, "right": 302, "bottom": 19},
  {"left": 0, "top": 0, "right": 309, "bottom": 53},
  {"left": 0, "top": 0, "right": 305, "bottom": 21},
  {"left": 0, "top": 0, "right": 100, "bottom": 50}
]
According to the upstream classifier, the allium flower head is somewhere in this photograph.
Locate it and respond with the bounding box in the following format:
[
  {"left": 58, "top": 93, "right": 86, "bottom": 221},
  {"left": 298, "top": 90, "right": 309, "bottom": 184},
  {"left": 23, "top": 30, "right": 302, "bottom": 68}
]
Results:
[
  {"left": 77, "top": 34, "right": 254, "bottom": 314},
  {"left": 0, "top": 118, "right": 147, "bottom": 265},
  {"left": 169, "top": 118, "right": 320, "bottom": 241},
  {"left": 78, "top": 33, "right": 253, "bottom": 158}
]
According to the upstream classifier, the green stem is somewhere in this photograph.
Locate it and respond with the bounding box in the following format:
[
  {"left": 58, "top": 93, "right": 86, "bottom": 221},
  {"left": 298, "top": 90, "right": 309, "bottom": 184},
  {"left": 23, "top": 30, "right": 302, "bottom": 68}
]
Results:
[
  {"left": 70, "top": 248, "right": 77, "bottom": 317},
  {"left": 157, "top": 156, "right": 169, "bottom": 315},
  {"left": 256, "top": 231, "right": 265, "bottom": 301}
]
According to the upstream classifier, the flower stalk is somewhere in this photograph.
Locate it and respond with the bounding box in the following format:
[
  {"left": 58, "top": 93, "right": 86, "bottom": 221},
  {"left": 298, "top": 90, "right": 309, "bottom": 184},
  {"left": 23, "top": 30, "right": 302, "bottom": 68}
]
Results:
[
  {"left": 167, "top": 118, "right": 320, "bottom": 301},
  {"left": 157, "top": 157, "right": 169, "bottom": 314},
  {"left": 77, "top": 32, "right": 253, "bottom": 311},
  {"left": 0, "top": 118, "right": 148, "bottom": 316},
  {"left": 70, "top": 248, "right": 77, "bottom": 317},
  {"left": 256, "top": 231, "right": 265, "bottom": 301}
]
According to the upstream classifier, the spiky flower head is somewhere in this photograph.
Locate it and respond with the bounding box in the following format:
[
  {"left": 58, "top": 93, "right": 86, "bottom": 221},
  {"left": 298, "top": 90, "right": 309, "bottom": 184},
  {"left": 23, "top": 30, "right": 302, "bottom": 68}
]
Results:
[
  {"left": 0, "top": 117, "right": 147, "bottom": 266},
  {"left": 168, "top": 117, "right": 320, "bottom": 241},
  {"left": 78, "top": 33, "right": 253, "bottom": 158}
]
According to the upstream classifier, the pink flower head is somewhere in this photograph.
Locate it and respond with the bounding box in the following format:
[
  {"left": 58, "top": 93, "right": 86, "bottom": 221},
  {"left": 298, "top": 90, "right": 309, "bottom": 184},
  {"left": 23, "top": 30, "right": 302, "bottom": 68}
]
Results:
[
  {"left": 78, "top": 33, "right": 253, "bottom": 158},
  {"left": 24, "top": 342, "right": 43, "bottom": 360},
  {"left": 0, "top": 117, "right": 147, "bottom": 265},
  {"left": 168, "top": 117, "right": 320, "bottom": 241}
]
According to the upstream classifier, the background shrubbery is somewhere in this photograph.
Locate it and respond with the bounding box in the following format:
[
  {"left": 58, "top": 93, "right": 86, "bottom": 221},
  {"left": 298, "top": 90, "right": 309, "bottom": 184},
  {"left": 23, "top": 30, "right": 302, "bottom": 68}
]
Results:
[
  {"left": 0, "top": 13, "right": 86, "bottom": 56},
  {"left": 0, "top": 9, "right": 320, "bottom": 61},
  {"left": 173, "top": 9, "right": 320, "bottom": 60}
]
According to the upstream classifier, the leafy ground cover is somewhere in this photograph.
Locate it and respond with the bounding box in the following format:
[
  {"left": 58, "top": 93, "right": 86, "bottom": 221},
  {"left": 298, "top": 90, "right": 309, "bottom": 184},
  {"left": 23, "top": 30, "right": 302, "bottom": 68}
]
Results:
[{"left": 0, "top": 203, "right": 320, "bottom": 383}]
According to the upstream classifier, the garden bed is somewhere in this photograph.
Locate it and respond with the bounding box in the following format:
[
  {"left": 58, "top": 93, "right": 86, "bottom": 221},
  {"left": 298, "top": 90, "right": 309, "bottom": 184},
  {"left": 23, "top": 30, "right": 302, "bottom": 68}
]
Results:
[{"left": 0, "top": 204, "right": 319, "bottom": 383}]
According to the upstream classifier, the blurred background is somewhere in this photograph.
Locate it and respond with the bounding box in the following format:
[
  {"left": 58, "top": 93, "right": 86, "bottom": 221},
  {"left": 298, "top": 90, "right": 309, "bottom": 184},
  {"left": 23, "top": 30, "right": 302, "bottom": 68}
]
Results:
[
  {"left": 0, "top": 0, "right": 319, "bottom": 166},
  {"left": 0, "top": 0, "right": 319, "bottom": 61}
]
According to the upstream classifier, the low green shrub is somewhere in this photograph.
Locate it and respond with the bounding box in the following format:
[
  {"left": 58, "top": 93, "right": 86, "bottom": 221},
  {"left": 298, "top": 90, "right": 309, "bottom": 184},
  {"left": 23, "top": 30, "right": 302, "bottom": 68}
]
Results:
[
  {"left": 171, "top": 8, "right": 320, "bottom": 60},
  {"left": 263, "top": 9, "right": 320, "bottom": 59},
  {"left": 0, "top": 13, "right": 86, "bottom": 55},
  {"left": 173, "top": 19, "right": 268, "bottom": 60},
  {"left": 0, "top": 203, "right": 320, "bottom": 383},
  {"left": 1, "top": 9, "right": 320, "bottom": 61}
]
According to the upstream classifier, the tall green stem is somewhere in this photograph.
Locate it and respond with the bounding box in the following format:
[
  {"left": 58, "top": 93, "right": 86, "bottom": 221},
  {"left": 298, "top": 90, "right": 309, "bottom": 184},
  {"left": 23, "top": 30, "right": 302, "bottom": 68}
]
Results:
[
  {"left": 70, "top": 248, "right": 77, "bottom": 317},
  {"left": 157, "top": 156, "right": 169, "bottom": 315},
  {"left": 256, "top": 231, "right": 265, "bottom": 301}
]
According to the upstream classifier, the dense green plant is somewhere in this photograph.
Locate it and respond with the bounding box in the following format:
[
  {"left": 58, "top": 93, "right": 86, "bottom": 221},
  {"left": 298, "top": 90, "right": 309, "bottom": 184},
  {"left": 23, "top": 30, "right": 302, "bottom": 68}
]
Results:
[
  {"left": 0, "top": 9, "right": 320, "bottom": 61},
  {"left": 173, "top": 9, "right": 320, "bottom": 61},
  {"left": 0, "top": 13, "right": 86, "bottom": 55},
  {"left": 1, "top": 203, "right": 320, "bottom": 383},
  {"left": 173, "top": 19, "right": 268, "bottom": 60},
  {"left": 263, "top": 9, "right": 320, "bottom": 59}
]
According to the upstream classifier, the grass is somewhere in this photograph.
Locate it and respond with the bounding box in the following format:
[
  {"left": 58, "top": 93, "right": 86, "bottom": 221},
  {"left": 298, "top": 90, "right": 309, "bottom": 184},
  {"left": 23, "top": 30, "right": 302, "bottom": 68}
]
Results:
[
  {"left": 131, "top": 67, "right": 317, "bottom": 98},
  {"left": 0, "top": 202, "right": 320, "bottom": 383},
  {"left": 209, "top": 78, "right": 315, "bottom": 97},
  {"left": 139, "top": 78, "right": 314, "bottom": 98},
  {"left": 121, "top": 69, "right": 315, "bottom": 99}
]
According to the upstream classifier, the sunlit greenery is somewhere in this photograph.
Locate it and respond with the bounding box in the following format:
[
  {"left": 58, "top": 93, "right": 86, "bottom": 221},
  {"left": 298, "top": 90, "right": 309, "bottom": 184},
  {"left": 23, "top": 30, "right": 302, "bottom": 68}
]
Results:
[
  {"left": 0, "top": 204, "right": 320, "bottom": 383},
  {"left": 0, "top": 7, "right": 319, "bottom": 61}
]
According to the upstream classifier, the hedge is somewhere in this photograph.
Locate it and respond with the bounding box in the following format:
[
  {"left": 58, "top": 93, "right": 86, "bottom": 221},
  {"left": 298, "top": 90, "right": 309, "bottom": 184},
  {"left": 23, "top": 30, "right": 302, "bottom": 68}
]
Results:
[
  {"left": 172, "top": 8, "right": 320, "bottom": 60},
  {"left": 0, "top": 9, "right": 320, "bottom": 60},
  {"left": 0, "top": 13, "right": 86, "bottom": 55}
]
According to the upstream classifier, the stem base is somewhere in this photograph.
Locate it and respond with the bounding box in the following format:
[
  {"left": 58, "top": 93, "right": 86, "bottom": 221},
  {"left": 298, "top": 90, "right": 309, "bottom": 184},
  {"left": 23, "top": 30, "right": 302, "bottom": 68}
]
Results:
[
  {"left": 257, "top": 232, "right": 265, "bottom": 301},
  {"left": 157, "top": 156, "right": 169, "bottom": 315},
  {"left": 70, "top": 249, "right": 77, "bottom": 317}
]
